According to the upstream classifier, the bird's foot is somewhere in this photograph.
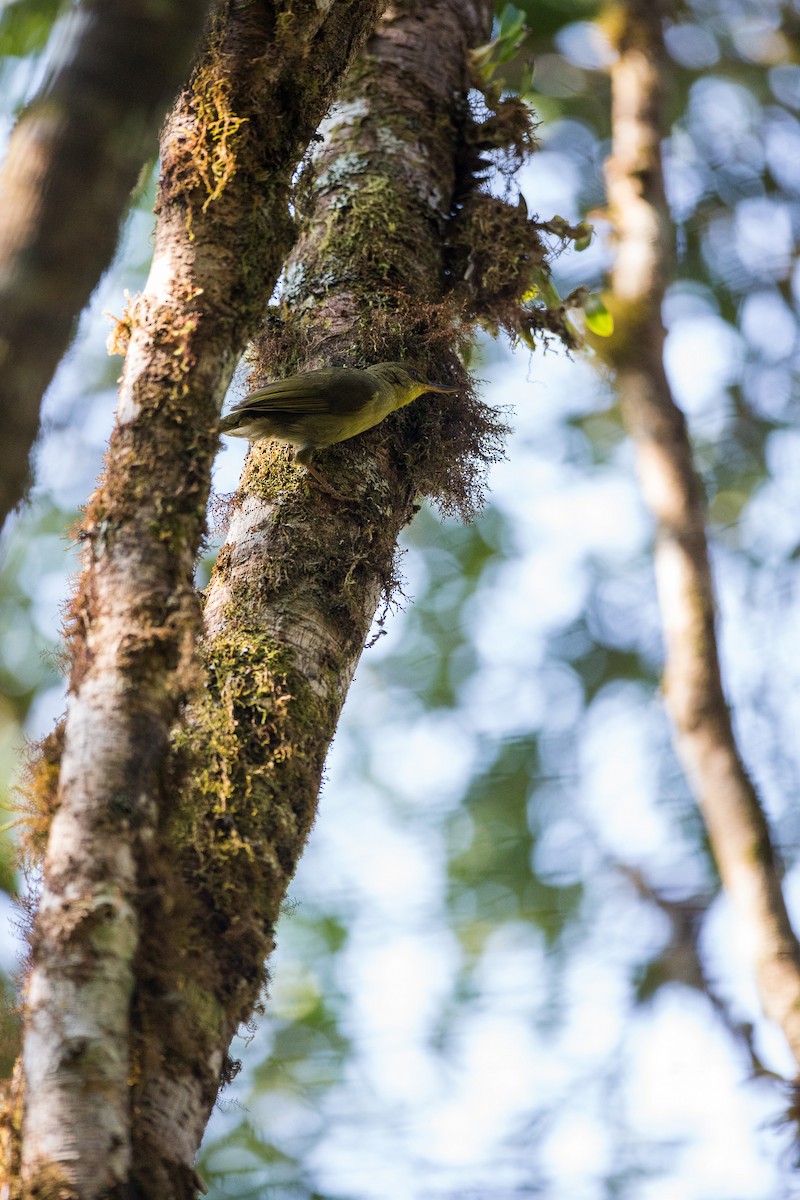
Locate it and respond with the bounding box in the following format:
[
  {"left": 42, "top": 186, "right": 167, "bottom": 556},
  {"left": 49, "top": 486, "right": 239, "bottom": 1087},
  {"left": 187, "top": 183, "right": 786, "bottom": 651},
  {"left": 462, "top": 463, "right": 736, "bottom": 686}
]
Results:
[{"left": 304, "top": 464, "right": 355, "bottom": 503}]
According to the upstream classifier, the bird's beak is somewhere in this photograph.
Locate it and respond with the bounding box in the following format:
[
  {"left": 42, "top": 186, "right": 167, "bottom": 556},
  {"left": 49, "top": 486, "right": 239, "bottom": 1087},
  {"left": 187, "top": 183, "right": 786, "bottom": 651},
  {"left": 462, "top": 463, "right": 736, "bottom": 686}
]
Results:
[{"left": 422, "top": 383, "right": 459, "bottom": 394}]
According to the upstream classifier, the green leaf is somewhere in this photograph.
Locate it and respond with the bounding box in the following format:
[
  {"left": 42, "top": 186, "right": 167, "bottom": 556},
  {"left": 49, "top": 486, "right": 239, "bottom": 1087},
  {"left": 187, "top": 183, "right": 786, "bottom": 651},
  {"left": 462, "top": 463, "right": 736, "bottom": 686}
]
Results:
[
  {"left": 584, "top": 294, "right": 614, "bottom": 336},
  {"left": 573, "top": 221, "right": 594, "bottom": 251},
  {"left": 0, "top": 0, "right": 63, "bottom": 57},
  {"left": 498, "top": 3, "right": 526, "bottom": 41},
  {"left": 495, "top": 37, "right": 524, "bottom": 64}
]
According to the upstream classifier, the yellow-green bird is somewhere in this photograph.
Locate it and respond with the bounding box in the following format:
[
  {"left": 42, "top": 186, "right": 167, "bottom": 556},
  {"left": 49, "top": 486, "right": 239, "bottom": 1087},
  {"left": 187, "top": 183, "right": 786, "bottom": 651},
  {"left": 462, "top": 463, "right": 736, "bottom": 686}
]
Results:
[{"left": 219, "top": 361, "right": 458, "bottom": 495}]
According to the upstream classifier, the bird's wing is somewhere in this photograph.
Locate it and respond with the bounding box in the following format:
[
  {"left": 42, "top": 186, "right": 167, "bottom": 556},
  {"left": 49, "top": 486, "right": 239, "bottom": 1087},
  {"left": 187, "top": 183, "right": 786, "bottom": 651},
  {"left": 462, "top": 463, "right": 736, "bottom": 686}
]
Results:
[{"left": 227, "top": 369, "right": 378, "bottom": 418}]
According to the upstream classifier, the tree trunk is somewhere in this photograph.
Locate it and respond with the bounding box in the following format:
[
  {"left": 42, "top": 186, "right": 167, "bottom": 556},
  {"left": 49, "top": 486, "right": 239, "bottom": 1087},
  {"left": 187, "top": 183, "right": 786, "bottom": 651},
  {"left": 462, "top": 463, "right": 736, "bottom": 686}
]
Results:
[
  {"left": 14, "top": 2, "right": 386, "bottom": 1196},
  {"left": 129, "top": 0, "right": 504, "bottom": 1191},
  {"left": 603, "top": 0, "right": 800, "bottom": 1067},
  {"left": 0, "top": 0, "right": 213, "bottom": 530}
]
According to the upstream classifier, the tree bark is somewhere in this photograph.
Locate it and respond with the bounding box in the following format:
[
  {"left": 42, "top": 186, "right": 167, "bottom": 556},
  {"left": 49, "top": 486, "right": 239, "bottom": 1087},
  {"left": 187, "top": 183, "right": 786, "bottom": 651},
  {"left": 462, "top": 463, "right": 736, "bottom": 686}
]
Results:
[
  {"left": 17, "top": 3, "right": 386, "bottom": 1197},
  {"left": 603, "top": 0, "right": 800, "bottom": 1067},
  {"left": 128, "top": 0, "right": 503, "bottom": 1190},
  {"left": 0, "top": 0, "right": 213, "bottom": 531}
]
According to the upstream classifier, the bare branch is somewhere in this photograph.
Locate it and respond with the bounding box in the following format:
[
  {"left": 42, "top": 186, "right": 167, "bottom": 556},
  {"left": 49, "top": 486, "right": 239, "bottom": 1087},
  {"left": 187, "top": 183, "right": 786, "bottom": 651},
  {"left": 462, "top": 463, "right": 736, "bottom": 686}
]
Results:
[
  {"left": 603, "top": 0, "right": 800, "bottom": 1067},
  {"left": 0, "top": 0, "right": 213, "bottom": 530}
]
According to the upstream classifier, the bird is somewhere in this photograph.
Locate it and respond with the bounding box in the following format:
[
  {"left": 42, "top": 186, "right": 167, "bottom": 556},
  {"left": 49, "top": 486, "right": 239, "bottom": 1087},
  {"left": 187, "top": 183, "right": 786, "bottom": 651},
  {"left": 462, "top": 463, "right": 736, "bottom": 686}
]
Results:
[{"left": 219, "top": 361, "right": 458, "bottom": 496}]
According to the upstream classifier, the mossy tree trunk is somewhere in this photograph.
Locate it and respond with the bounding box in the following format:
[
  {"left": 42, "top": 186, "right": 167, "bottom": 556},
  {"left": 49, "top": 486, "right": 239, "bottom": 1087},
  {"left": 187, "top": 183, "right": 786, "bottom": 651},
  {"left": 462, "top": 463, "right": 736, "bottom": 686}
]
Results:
[
  {"left": 131, "top": 0, "right": 517, "bottom": 1191},
  {"left": 7, "top": 0, "right": 553, "bottom": 1194},
  {"left": 10, "top": 2, "right": 386, "bottom": 1197}
]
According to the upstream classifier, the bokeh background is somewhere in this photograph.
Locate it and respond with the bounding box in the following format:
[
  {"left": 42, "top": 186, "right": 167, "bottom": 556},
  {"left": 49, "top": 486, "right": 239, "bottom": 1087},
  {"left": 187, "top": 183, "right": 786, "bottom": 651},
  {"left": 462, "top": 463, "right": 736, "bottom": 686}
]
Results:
[{"left": 4, "top": 0, "right": 800, "bottom": 1195}]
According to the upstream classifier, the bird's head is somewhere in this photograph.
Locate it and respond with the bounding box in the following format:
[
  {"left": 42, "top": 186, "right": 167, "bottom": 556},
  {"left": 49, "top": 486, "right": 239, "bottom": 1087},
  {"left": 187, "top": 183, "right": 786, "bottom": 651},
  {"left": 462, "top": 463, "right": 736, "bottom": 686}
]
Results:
[{"left": 367, "top": 362, "right": 459, "bottom": 410}]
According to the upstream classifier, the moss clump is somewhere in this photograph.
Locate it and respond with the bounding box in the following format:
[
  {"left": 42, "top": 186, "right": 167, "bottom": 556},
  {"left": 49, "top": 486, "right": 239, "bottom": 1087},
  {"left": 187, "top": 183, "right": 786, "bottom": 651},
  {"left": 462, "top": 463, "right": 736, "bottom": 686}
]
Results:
[
  {"left": 15, "top": 725, "right": 65, "bottom": 868},
  {"left": 448, "top": 191, "right": 547, "bottom": 323},
  {"left": 242, "top": 440, "right": 309, "bottom": 504},
  {"left": 457, "top": 94, "right": 539, "bottom": 189}
]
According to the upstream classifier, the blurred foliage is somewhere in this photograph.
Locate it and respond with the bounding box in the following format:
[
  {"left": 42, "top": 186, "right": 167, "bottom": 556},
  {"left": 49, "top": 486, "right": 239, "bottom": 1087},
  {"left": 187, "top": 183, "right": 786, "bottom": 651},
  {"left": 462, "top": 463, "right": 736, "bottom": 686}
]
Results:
[
  {"left": 3, "top": 0, "right": 800, "bottom": 1195},
  {"left": 0, "top": 0, "right": 63, "bottom": 58}
]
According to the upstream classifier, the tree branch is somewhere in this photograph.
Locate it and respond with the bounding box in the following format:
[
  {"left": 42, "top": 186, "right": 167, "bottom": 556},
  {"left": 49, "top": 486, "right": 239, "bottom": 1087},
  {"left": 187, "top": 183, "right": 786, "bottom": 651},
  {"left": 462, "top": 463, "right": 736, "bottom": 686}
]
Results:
[
  {"left": 604, "top": 0, "right": 800, "bottom": 1067},
  {"left": 18, "top": 2, "right": 386, "bottom": 1196},
  {"left": 0, "top": 0, "right": 213, "bottom": 530}
]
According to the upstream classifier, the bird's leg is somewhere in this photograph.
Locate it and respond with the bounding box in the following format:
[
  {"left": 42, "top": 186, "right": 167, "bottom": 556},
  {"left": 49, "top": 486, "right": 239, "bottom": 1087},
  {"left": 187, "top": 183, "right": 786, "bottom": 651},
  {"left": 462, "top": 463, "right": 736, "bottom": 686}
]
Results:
[
  {"left": 295, "top": 446, "right": 354, "bottom": 502},
  {"left": 304, "top": 462, "right": 354, "bottom": 502}
]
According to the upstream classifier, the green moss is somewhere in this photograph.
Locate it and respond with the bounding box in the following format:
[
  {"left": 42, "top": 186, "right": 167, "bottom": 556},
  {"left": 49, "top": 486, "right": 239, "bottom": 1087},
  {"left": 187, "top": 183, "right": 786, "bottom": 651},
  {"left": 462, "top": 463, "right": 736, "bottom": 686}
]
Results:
[
  {"left": 300, "top": 173, "right": 426, "bottom": 300},
  {"left": 129, "top": 625, "right": 336, "bottom": 1071},
  {"left": 242, "top": 441, "right": 307, "bottom": 502},
  {"left": 167, "top": 628, "right": 335, "bottom": 954}
]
